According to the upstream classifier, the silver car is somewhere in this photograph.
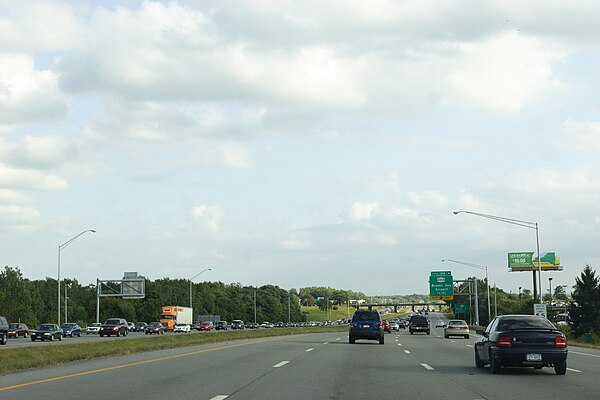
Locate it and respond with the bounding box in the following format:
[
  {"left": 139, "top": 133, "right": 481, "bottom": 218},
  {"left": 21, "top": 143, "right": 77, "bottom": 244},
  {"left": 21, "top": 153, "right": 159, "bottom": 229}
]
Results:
[{"left": 444, "top": 319, "right": 469, "bottom": 339}]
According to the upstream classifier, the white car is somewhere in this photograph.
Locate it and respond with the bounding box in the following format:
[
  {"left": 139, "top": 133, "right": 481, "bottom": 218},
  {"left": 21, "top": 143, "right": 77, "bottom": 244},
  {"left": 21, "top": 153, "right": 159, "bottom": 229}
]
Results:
[
  {"left": 86, "top": 322, "right": 101, "bottom": 334},
  {"left": 435, "top": 320, "right": 445, "bottom": 328},
  {"left": 173, "top": 323, "right": 191, "bottom": 333}
]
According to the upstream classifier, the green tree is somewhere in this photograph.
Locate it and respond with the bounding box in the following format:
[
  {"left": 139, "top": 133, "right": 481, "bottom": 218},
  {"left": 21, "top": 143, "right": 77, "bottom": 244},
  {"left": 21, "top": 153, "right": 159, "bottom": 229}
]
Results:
[
  {"left": 0, "top": 266, "right": 35, "bottom": 324},
  {"left": 569, "top": 265, "right": 600, "bottom": 337}
]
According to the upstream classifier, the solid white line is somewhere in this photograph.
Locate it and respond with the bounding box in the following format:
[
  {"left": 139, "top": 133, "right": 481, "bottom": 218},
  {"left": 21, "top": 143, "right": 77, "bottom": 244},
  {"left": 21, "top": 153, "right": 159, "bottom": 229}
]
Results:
[
  {"left": 273, "top": 361, "right": 289, "bottom": 368},
  {"left": 335, "top": 338, "right": 341, "bottom": 341},
  {"left": 466, "top": 344, "right": 473, "bottom": 348},
  {"left": 421, "top": 363, "right": 435, "bottom": 370},
  {"left": 567, "top": 368, "right": 582, "bottom": 373},
  {"left": 404, "top": 350, "right": 411, "bottom": 354},
  {"left": 306, "top": 348, "right": 314, "bottom": 352},
  {"left": 210, "top": 396, "right": 229, "bottom": 400},
  {"left": 323, "top": 342, "right": 329, "bottom": 345},
  {"left": 570, "top": 351, "right": 600, "bottom": 358}
]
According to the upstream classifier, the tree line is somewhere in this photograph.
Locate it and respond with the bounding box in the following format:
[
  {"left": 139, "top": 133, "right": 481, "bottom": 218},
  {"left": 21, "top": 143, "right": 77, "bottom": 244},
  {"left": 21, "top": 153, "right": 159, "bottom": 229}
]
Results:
[{"left": 0, "top": 266, "right": 364, "bottom": 327}]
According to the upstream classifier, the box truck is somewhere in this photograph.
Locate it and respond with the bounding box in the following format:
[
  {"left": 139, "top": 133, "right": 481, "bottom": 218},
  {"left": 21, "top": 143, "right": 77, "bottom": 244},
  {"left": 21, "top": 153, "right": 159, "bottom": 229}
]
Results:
[{"left": 160, "top": 306, "right": 193, "bottom": 331}]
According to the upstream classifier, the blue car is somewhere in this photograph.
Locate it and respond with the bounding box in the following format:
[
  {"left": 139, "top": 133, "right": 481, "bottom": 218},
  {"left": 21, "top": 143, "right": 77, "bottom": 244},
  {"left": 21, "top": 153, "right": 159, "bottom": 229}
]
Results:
[{"left": 349, "top": 310, "right": 384, "bottom": 344}]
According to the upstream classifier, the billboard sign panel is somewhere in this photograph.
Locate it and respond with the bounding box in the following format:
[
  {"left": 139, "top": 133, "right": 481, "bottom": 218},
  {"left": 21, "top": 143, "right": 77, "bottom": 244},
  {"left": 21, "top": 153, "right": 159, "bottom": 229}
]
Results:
[{"left": 508, "top": 252, "right": 562, "bottom": 271}]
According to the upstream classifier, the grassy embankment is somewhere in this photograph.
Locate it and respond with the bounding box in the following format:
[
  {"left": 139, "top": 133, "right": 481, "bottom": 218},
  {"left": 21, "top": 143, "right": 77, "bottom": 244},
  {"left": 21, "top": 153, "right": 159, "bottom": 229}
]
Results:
[{"left": 0, "top": 326, "right": 346, "bottom": 374}]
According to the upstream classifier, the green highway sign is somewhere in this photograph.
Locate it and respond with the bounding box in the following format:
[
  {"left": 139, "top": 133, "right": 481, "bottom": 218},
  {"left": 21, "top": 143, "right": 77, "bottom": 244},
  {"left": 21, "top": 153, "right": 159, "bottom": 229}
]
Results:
[
  {"left": 454, "top": 303, "right": 469, "bottom": 313},
  {"left": 429, "top": 271, "right": 454, "bottom": 300}
]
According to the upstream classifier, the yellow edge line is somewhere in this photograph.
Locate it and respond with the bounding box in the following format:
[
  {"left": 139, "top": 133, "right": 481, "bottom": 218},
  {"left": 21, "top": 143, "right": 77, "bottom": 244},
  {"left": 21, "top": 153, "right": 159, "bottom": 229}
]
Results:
[{"left": 0, "top": 339, "right": 273, "bottom": 392}]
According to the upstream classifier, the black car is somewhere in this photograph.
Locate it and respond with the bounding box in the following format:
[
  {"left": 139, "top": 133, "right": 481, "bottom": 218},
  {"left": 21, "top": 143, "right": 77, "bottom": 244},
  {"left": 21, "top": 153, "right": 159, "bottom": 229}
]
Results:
[
  {"left": 216, "top": 321, "right": 228, "bottom": 330},
  {"left": 134, "top": 322, "right": 148, "bottom": 332},
  {"left": 31, "top": 324, "right": 63, "bottom": 342},
  {"left": 409, "top": 315, "right": 430, "bottom": 335},
  {"left": 349, "top": 310, "right": 384, "bottom": 344},
  {"left": 60, "top": 323, "right": 82, "bottom": 337},
  {"left": 474, "top": 314, "right": 568, "bottom": 375}
]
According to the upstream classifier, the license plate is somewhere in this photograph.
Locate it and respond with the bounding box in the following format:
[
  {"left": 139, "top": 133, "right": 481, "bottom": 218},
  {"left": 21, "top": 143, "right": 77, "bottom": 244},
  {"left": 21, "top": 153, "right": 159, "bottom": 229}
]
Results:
[
  {"left": 526, "top": 353, "right": 542, "bottom": 362},
  {"left": 363, "top": 325, "right": 370, "bottom": 328}
]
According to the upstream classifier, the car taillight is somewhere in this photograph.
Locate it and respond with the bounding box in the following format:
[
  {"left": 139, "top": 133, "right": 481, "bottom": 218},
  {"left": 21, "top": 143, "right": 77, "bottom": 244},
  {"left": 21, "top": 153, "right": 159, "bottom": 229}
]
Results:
[
  {"left": 555, "top": 336, "right": 567, "bottom": 348},
  {"left": 379, "top": 321, "right": 383, "bottom": 328},
  {"left": 496, "top": 336, "right": 512, "bottom": 347},
  {"left": 447, "top": 326, "right": 454, "bottom": 329}
]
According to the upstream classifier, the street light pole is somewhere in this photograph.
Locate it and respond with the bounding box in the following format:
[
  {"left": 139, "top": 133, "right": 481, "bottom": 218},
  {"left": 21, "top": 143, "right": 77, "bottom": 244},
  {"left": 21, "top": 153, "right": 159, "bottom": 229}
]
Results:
[
  {"left": 189, "top": 268, "right": 212, "bottom": 309},
  {"left": 453, "top": 210, "right": 543, "bottom": 302},
  {"left": 442, "top": 259, "right": 491, "bottom": 322},
  {"left": 548, "top": 277, "right": 553, "bottom": 303},
  {"left": 58, "top": 229, "right": 96, "bottom": 325}
]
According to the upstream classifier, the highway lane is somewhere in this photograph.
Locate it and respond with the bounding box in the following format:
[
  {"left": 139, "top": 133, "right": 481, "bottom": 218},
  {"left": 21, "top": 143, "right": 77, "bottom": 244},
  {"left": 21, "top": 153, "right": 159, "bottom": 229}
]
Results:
[{"left": 1, "top": 329, "right": 599, "bottom": 399}]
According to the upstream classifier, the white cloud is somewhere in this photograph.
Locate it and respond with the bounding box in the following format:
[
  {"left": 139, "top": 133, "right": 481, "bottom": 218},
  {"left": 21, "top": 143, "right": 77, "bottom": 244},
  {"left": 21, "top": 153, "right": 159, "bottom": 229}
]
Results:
[
  {"left": 0, "top": 54, "right": 66, "bottom": 124},
  {"left": 217, "top": 142, "right": 254, "bottom": 169},
  {"left": 0, "top": 189, "right": 40, "bottom": 232},
  {"left": 0, "top": 135, "right": 78, "bottom": 169},
  {"left": 347, "top": 202, "right": 379, "bottom": 221},
  {"left": 282, "top": 239, "right": 310, "bottom": 250},
  {"left": 561, "top": 119, "right": 600, "bottom": 151},
  {"left": 0, "top": 163, "right": 67, "bottom": 190},
  {"left": 191, "top": 204, "right": 225, "bottom": 232}
]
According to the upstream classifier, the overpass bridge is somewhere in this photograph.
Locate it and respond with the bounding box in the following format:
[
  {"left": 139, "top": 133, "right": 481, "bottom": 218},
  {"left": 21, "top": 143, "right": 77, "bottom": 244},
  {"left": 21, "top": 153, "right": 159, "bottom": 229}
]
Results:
[{"left": 354, "top": 302, "right": 447, "bottom": 313}]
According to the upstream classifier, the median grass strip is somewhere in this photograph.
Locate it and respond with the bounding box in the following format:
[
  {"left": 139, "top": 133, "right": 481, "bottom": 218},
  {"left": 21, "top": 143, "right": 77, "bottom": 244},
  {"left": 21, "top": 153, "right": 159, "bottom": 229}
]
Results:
[{"left": 0, "top": 326, "right": 347, "bottom": 374}]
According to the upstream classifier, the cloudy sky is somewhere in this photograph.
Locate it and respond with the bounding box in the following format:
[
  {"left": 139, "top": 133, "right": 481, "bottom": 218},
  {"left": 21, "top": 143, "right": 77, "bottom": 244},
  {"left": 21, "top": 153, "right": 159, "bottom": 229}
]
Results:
[{"left": 1, "top": 0, "right": 599, "bottom": 296}]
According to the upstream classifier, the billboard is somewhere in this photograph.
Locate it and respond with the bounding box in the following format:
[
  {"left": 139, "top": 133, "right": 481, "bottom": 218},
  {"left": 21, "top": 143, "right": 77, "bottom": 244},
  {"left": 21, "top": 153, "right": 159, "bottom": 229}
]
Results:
[{"left": 508, "top": 252, "right": 562, "bottom": 271}]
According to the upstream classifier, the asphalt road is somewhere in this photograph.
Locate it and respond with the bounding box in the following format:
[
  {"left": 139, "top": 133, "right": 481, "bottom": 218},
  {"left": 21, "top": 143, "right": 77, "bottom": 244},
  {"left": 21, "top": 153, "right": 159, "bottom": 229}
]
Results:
[{"left": 1, "top": 319, "right": 599, "bottom": 400}]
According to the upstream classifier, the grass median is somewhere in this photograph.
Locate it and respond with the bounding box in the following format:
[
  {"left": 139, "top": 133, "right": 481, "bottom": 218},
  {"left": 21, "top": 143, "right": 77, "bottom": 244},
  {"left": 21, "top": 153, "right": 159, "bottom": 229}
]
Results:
[{"left": 0, "top": 326, "right": 347, "bottom": 374}]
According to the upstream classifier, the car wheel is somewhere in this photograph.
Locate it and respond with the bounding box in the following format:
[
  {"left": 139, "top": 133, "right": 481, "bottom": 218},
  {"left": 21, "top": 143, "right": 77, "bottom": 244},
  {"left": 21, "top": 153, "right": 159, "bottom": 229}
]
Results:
[
  {"left": 100, "top": 334, "right": 104, "bottom": 337},
  {"left": 554, "top": 360, "right": 567, "bottom": 375},
  {"left": 78, "top": 332, "right": 81, "bottom": 337},
  {"left": 0, "top": 335, "right": 7, "bottom": 345},
  {"left": 490, "top": 352, "right": 501, "bottom": 374},
  {"left": 426, "top": 331, "right": 430, "bottom": 335},
  {"left": 24, "top": 332, "right": 28, "bottom": 338},
  {"left": 465, "top": 335, "right": 469, "bottom": 339},
  {"left": 50, "top": 335, "right": 54, "bottom": 342},
  {"left": 379, "top": 335, "right": 384, "bottom": 345},
  {"left": 349, "top": 336, "right": 355, "bottom": 344},
  {"left": 58, "top": 334, "right": 62, "bottom": 341},
  {"left": 410, "top": 331, "right": 414, "bottom": 335},
  {"left": 31, "top": 337, "right": 35, "bottom": 342},
  {"left": 475, "top": 349, "right": 485, "bottom": 368}
]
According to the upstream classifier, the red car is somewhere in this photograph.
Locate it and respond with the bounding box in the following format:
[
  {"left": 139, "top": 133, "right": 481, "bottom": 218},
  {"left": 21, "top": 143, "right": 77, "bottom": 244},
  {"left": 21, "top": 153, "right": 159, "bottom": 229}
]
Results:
[
  {"left": 198, "top": 321, "right": 212, "bottom": 331},
  {"left": 383, "top": 320, "right": 391, "bottom": 333},
  {"left": 8, "top": 323, "right": 29, "bottom": 338},
  {"left": 145, "top": 322, "right": 164, "bottom": 335}
]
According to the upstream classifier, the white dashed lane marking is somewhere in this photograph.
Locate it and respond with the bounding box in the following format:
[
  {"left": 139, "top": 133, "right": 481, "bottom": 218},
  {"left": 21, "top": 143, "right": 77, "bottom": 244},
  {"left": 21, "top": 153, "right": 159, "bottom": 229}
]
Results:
[
  {"left": 567, "top": 368, "right": 582, "bottom": 373},
  {"left": 421, "top": 363, "right": 435, "bottom": 370},
  {"left": 306, "top": 348, "right": 314, "bottom": 352},
  {"left": 210, "top": 396, "right": 228, "bottom": 400},
  {"left": 404, "top": 350, "right": 411, "bottom": 354},
  {"left": 273, "top": 361, "right": 289, "bottom": 368}
]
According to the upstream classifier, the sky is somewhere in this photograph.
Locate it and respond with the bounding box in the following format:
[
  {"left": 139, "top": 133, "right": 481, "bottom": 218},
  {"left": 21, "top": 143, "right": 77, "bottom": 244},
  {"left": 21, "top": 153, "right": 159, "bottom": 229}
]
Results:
[{"left": 1, "top": 0, "right": 599, "bottom": 296}]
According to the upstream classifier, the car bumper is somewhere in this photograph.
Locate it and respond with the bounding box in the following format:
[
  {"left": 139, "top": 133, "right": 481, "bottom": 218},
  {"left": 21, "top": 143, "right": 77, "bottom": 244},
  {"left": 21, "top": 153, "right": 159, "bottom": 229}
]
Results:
[
  {"left": 492, "top": 348, "right": 568, "bottom": 366},
  {"left": 349, "top": 329, "right": 383, "bottom": 340}
]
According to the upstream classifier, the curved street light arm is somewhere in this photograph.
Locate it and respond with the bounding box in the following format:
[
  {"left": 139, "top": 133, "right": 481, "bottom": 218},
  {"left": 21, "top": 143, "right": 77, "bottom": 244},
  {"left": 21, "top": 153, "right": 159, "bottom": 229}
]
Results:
[{"left": 453, "top": 211, "right": 536, "bottom": 229}]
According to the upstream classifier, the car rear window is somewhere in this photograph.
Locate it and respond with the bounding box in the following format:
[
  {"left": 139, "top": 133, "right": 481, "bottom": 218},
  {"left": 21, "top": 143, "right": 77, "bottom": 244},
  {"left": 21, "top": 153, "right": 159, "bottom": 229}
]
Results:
[
  {"left": 498, "top": 316, "right": 555, "bottom": 331},
  {"left": 353, "top": 311, "right": 380, "bottom": 321},
  {"left": 448, "top": 320, "right": 466, "bottom": 325},
  {"left": 411, "top": 316, "right": 427, "bottom": 322}
]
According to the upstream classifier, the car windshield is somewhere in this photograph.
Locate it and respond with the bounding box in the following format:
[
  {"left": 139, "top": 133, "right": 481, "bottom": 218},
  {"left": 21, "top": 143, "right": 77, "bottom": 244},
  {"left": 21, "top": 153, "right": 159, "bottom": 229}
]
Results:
[
  {"left": 38, "top": 325, "right": 54, "bottom": 331},
  {"left": 104, "top": 319, "right": 120, "bottom": 325},
  {"left": 61, "top": 324, "right": 75, "bottom": 328},
  {"left": 498, "top": 317, "right": 556, "bottom": 331},
  {"left": 9, "top": 323, "right": 18, "bottom": 329},
  {"left": 353, "top": 312, "right": 380, "bottom": 321},
  {"left": 149, "top": 322, "right": 161, "bottom": 326},
  {"left": 448, "top": 320, "right": 466, "bottom": 325}
]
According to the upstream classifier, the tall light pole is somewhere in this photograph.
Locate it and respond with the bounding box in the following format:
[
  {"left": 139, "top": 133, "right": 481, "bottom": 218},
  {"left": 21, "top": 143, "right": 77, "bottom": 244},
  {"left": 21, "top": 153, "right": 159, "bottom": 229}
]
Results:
[
  {"left": 189, "top": 268, "right": 212, "bottom": 309},
  {"left": 548, "top": 277, "right": 553, "bottom": 303},
  {"left": 58, "top": 229, "right": 96, "bottom": 325},
  {"left": 453, "top": 210, "right": 542, "bottom": 302},
  {"left": 442, "top": 259, "right": 492, "bottom": 322},
  {"left": 65, "top": 283, "right": 71, "bottom": 324}
]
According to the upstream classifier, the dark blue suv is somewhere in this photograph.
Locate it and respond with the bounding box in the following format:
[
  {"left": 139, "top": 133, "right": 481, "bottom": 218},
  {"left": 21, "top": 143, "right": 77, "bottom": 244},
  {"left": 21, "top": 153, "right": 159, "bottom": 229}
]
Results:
[{"left": 349, "top": 310, "right": 384, "bottom": 344}]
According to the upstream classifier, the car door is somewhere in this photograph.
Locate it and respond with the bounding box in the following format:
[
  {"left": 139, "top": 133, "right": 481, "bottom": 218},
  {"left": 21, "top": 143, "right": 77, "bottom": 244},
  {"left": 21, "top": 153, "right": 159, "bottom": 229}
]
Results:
[{"left": 476, "top": 318, "right": 498, "bottom": 363}]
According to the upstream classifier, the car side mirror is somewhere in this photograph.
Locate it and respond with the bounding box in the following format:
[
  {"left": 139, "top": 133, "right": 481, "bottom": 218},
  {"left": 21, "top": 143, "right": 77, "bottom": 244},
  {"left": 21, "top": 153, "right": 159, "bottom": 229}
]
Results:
[{"left": 475, "top": 329, "right": 484, "bottom": 335}]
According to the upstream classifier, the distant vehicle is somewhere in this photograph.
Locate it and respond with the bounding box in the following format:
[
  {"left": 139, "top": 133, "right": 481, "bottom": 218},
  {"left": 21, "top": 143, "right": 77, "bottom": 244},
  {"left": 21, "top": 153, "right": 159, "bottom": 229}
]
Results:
[
  {"left": 554, "top": 313, "right": 570, "bottom": 326},
  {"left": 134, "top": 322, "right": 148, "bottom": 332},
  {"left": 127, "top": 322, "right": 135, "bottom": 332},
  {"left": 383, "top": 320, "right": 391, "bottom": 333},
  {"left": 87, "top": 323, "right": 102, "bottom": 334},
  {"left": 8, "top": 323, "right": 29, "bottom": 338},
  {"left": 349, "top": 309, "right": 384, "bottom": 345},
  {"left": 444, "top": 320, "right": 469, "bottom": 338},
  {"left": 390, "top": 321, "right": 399, "bottom": 331},
  {"left": 173, "top": 323, "right": 191, "bottom": 333},
  {"left": 145, "top": 322, "right": 165, "bottom": 335},
  {"left": 276, "top": 322, "right": 285, "bottom": 328},
  {"left": 160, "top": 306, "right": 193, "bottom": 331},
  {"left": 198, "top": 321, "right": 213, "bottom": 331},
  {"left": 31, "top": 324, "right": 63, "bottom": 342},
  {"left": 60, "top": 323, "right": 82, "bottom": 337},
  {"left": 398, "top": 319, "right": 408, "bottom": 329},
  {"left": 216, "top": 321, "right": 228, "bottom": 331},
  {"left": 261, "top": 322, "right": 274, "bottom": 328},
  {"left": 475, "top": 315, "right": 567, "bottom": 375},
  {"left": 0, "top": 316, "right": 9, "bottom": 345},
  {"left": 246, "top": 322, "right": 259, "bottom": 329},
  {"left": 100, "top": 318, "right": 129, "bottom": 337},
  {"left": 231, "top": 320, "right": 245, "bottom": 330},
  {"left": 435, "top": 320, "right": 446, "bottom": 328},
  {"left": 409, "top": 315, "right": 430, "bottom": 335}
]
